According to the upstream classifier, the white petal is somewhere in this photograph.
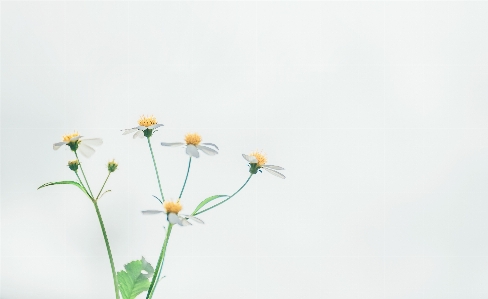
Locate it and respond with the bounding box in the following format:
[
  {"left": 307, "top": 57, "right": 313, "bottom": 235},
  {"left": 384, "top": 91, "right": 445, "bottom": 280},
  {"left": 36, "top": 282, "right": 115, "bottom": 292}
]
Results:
[
  {"left": 202, "top": 142, "right": 219, "bottom": 150},
  {"left": 263, "top": 167, "right": 285, "bottom": 179},
  {"left": 122, "top": 128, "right": 137, "bottom": 135},
  {"left": 53, "top": 142, "right": 67, "bottom": 150},
  {"left": 81, "top": 138, "right": 103, "bottom": 147},
  {"left": 180, "top": 217, "right": 192, "bottom": 226},
  {"left": 70, "top": 135, "right": 83, "bottom": 142},
  {"left": 136, "top": 126, "right": 146, "bottom": 130},
  {"left": 148, "top": 124, "right": 164, "bottom": 129},
  {"left": 78, "top": 143, "right": 96, "bottom": 158},
  {"left": 133, "top": 130, "right": 144, "bottom": 139},
  {"left": 262, "top": 165, "right": 284, "bottom": 170},
  {"left": 197, "top": 145, "right": 218, "bottom": 156},
  {"left": 168, "top": 213, "right": 180, "bottom": 225},
  {"left": 242, "top": 154, "right": 258, "bottom": 163},
  {"left": 186, "top": 144, "right": 200, "bottom": 158},
  {"left": 142, "top": 210, "right": 164, "bottom": 215},
  {"left": 161, "top": 142, "right": 185, "bottom": 147},
  {"left": 182, "top": 214, "right": 204, "bottom": 224}
]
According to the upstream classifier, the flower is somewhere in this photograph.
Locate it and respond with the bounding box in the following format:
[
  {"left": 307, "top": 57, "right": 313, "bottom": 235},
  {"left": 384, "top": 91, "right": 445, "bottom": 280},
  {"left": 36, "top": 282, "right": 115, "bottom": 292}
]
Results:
[
  {"left": 107, "top": 159, "right": 118, "bottom": 173},
  {"left": 67, "top": 159, "right": 80, "bottom": 172},
  {"left": 53, "top": 131, "right": 103, "bottom": 158},
  {"left": 141, "top": 199, "right": 204, "bottom": 226},
  {"left": 160, "top": 132, "right": 218, "bottom": 158},
  {"left": 122, "top": 115, "right": 164, "bottom": 139},
  {"left": 242, "top": 151, "right": 285, "bottom": 179}
]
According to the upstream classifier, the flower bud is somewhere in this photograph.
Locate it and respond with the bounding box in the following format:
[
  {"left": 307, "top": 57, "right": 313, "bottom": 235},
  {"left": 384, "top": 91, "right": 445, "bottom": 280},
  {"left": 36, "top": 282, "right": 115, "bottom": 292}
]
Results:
[
  {"left": 67, "top": 160, "right": 79, "bottom": 172},
  {"left": 107, "top": 159, "right": 118, "bottom": 173}
]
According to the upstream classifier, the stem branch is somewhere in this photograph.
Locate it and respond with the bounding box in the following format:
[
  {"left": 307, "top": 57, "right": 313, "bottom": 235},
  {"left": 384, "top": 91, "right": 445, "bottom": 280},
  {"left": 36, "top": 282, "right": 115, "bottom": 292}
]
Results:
[
  {"left": 194, "top": 174, "right": 253, "bottom": 216},
  {"left": 96, "top": 172, "right": 111, "bottom": 200},
  {"left": 147, "top": 137, "right": 165, "bottom": 202},
  {"left": 178, "top": 157, "right": 192, "bottom": 199},
  {"left": 75, "top": 151, "right": 94, "bottom": 198}
]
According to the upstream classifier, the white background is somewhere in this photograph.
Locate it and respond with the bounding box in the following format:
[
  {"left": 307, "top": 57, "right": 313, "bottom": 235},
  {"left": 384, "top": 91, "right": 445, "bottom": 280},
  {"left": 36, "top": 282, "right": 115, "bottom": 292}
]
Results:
[{"left": 2, "top": 1, "right": 488, "bottom": 298}]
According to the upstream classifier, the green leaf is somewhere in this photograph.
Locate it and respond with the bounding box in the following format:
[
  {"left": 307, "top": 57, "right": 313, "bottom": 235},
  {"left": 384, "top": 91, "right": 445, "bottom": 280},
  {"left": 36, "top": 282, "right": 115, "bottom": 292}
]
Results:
[
  {"left": 191, "top": 195, "right": 228, "bottom": 215},
  {"left": 37, "top": 181, "right": 90, "bottom": 198},
  {"left": 117, "top": 257, "right": 154, "bottom": 299}
]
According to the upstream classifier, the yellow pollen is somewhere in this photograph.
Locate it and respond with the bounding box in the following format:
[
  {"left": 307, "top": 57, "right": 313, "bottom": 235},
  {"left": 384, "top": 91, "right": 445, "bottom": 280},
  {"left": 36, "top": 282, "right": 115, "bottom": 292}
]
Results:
[
  {"left": 250, "top": 151, "right": 267, "bottom": 166},
  {"left": 163, "top": 200, "right": 183, "bottom": 214},
  {"left": 62, "top": 131, "right": 80, "bottom": 142},
  {"left": 184, "top": 133, "right": 202, "bottom": 146},
  {"left": 138, "top": 115, "right": 158, "bottom": 127}
]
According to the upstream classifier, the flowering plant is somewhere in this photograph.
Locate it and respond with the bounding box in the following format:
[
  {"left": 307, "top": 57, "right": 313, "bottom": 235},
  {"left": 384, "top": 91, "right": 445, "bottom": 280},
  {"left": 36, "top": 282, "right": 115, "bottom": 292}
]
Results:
[{"left": 38, "top": 115, "right": 285, "bottom": 299}]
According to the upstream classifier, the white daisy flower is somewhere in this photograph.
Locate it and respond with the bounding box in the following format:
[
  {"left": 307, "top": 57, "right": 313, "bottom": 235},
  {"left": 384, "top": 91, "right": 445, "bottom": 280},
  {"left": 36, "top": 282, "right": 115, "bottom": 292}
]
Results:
[
  {"left": 53, "top": 131, "right": 103, "bottom": 158},
  {"left": 142, "top": 199, "right": 204, "bottom": 226},
  {"left": 122, "top": 115, "right": 164, "bottom": 139},
  {"left": 242, "top": 151, "right": 285, "bottom": 179},
  {"left": 161, "top": 132, "right": 218, "bottom": 158}
]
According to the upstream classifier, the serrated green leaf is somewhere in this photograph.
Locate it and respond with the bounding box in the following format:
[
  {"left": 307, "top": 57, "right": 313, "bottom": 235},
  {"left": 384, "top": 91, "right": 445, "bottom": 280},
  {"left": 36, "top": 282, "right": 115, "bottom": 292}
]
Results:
[
  {"left": 37, "top": 181, "right": 91, "bottom": 198},
  {"left": 117, "top": 257, "right": 154, "bottom": 299},
  {"left": 191, "top": 195, "right": 229, "bottom": 215}
]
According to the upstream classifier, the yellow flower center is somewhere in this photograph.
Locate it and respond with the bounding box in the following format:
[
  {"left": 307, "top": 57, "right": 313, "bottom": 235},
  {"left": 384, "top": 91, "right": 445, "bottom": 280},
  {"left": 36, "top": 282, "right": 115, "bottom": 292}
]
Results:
[
  {"left": 250, "top": 151, "right": 267, "bottom": 166},
  {"left": 138, "top": 115, "right": 157, "bottom": 127},
  {"left": 62, "top": 131, "right": 80, "bottom": 142},
  {"left": 184, "top": 133, "right": 202, "bottom": 146},
  {"left": 164, "top": 200, "right": 183, "bottom": 214},
  {"left": 68, "top": 159, "right": 79, "bottom": 166}
]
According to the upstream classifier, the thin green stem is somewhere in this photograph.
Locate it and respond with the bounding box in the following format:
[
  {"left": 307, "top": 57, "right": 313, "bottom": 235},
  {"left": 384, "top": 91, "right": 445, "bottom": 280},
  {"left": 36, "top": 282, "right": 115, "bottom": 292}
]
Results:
[
  {"left": 93, "top": 202, "right": 120, "bottom": 299},
  {"left": 74, "top": 172, "right": 86, "bottom": 190},
  {"left": 147, "top": 137, "right": 165, "bottom": 202},
  {"left": 96, "top": 172, "right": 111, "bottom": 200},
  {"left": 178, "top": 157, "right": 192, "bottom": 199},
  {"left": 194, "top": 174, "right": 253, "bottom": 216},
  {"left": 146, "top": 223, "right": 173, "bottom": 299},
  {"left": 75, "top": 151, "right": 94, "bottom": 198}
]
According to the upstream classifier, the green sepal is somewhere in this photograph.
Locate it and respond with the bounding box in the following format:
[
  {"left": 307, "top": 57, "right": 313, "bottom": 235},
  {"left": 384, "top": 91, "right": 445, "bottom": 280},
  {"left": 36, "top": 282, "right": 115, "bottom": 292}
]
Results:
[
  {"left": 117, "top": 257, "right": 154, "bottom": 299},
  {"left": 37, "top": 180, "right": 91, "bottom": 198},
  {"left": 191, "top": 195, "right": 229, "bottom": 216}
]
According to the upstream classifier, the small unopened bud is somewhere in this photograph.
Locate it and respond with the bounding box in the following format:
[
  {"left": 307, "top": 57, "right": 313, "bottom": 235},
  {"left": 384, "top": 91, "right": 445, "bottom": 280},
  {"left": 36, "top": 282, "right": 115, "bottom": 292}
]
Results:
[
  {"left": 67, "top": 160, "right": 80, "bottom": 172},
  {"left": 107, "top": 159, "right": 118, "bottom": 173}
]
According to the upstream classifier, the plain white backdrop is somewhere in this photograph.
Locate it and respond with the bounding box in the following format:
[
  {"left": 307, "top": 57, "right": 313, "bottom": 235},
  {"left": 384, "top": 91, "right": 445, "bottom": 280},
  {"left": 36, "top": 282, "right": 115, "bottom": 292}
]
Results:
[{"left": 2, "top": 1, "right": 488, "bottom": 298}]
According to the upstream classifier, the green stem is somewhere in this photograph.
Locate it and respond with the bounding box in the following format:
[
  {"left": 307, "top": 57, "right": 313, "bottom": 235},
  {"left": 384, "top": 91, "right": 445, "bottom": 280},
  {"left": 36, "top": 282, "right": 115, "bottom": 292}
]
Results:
[
  {"left": 147, "top": 137, "right": 165, "bottom": 202},
  {"left": 75, "top": 151, "right": 94, "bottom": 198},
  {"left": 74, "top": 172, "right": 86, "bottom": 190},
  {"left": 93, "top": 202, "right": 120, "bottom": 299},
  {"left": 96, "top": 172, "right": 111, "bottom": 200},
  {"left": 146, "top": 224, "right": 173, "bottom": 299},
  {"left": 178, "top": 157, "right": 192, "bottom": 199},
  {"left": 194, "top": 174, "right": 253, "bottom": 216}
]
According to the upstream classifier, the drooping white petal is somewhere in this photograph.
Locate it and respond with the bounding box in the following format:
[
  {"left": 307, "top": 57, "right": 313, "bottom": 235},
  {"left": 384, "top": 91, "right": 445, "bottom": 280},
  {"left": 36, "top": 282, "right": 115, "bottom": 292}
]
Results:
[
  {"left": 183, "top": 214, "right": 204, "bottom": 224},
  {"left": 70, "top": 135, "right": 83, "bottom": 142},
  {"left": 197, "top": 145, "right": 218, "bottom": 156},
  {"left": 168, "top": 213, "right": 181, "bottom": 225},
  {"left": 122, "top": 128, "right": 138, "bottom": 135},
  {"left": 202, "top": 142, "right": 219, "bottom": 150},
  {"left": 135, "top": 126, "right": 146, "bottom": 130},
  {"left": 161, "top": 142, "right": 185, "bottom": 147},
  {"left": 263, "top": 167, "right": 286, "bottom": 179},
  {"left": 81, "top": 138, "right": 103, "bottom": 147},
  {"left": 242, "top": 154, "right": 258, "bottom": 163},
  {"left": 148, "top": 124, "right": 164, "bottom": 129},
  {"left": 53, "top": 142, "right": 67, "bottom": 150},
  {"left": 133, "top": 130, "right": 144, "bottom": 139},
  {"left": 78, "top": 143, "right": 96, "bottom": 158},
  {"left": 142, "top": 210, "right": 165, "bottom": 215},
  {"left": 186, "top": 144, "right": 200, "bottom": 158},
  {"left": 262, "top": 165, "right": 284, "bottom": 170},
  {"left": 180, "top": 217, "right": 192, "bottom": 226}
]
